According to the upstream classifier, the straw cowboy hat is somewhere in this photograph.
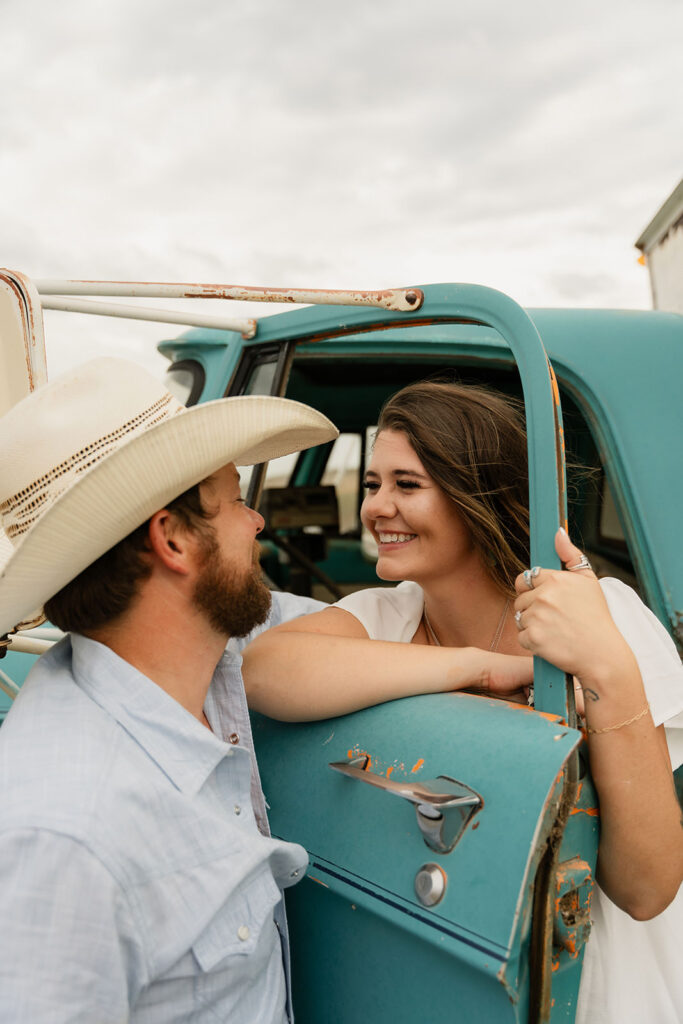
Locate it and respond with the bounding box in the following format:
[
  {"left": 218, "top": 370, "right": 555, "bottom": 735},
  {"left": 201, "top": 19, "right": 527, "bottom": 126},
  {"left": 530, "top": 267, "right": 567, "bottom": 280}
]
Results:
[{"left": 0, "top": 357, "right": 338, "bottom": 636}]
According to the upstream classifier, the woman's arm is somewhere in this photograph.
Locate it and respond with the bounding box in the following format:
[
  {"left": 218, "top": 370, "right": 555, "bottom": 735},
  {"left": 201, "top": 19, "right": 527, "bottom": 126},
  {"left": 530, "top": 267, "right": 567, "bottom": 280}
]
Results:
[
  {"left": 514, "top": 530, "right": 683, "bottom": 920},
  {"left": 242, "top": 606, "right": 533, "bottom": 720}
]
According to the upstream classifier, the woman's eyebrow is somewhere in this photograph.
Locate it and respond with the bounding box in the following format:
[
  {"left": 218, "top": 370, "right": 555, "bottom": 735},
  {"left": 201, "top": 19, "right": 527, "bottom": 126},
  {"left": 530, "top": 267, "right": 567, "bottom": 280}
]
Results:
[{"left": 365, "top": 468, "right": 428, "bottom": 479}]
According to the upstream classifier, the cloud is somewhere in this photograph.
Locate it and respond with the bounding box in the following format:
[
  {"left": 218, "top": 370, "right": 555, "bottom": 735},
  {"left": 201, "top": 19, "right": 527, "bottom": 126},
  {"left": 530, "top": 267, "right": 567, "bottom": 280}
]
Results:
[{"left": 1, "top": 0, "right": 681, "bottom": 375}]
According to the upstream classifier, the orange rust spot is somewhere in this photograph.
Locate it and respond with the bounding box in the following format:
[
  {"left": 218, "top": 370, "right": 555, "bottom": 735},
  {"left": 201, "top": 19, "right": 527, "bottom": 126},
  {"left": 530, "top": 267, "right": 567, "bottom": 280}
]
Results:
[
  {"left": 495, "top": 700, "right": 533, "bottom": 713},
  {"left": 386, "top": 766, "right": 394, "bottom": 779},
  {"left": 537, "top": 710, "right": 565, "bottom": 724},
  {"left": 551, "top": 959, "right": 560, "bottom": 973},
  {"left": 307, "top": 875, "right": 329, "bottom": 888},
  {"left": 347, "top": 746, "right": 372, "bottom": 768},
  {"left": 411, "top": 758, "right": 425, "bottom": 773},
  {"left": 347, "top": 749, "right": 352, "bottom": 759},
  {"left": 569, "top": 806, "right": 599, "bottom": 817},
  {"left": 549, "top": 363, "right": 561, "bottom": 407},
  {"left": 472, "top": 821, "right": 480, "bottom": 830}
]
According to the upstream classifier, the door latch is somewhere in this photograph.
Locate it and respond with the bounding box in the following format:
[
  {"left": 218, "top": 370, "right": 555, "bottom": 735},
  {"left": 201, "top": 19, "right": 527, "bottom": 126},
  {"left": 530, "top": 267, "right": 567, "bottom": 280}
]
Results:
[{"left": 329, "top": 755, "right": 482, "bottom": 854}]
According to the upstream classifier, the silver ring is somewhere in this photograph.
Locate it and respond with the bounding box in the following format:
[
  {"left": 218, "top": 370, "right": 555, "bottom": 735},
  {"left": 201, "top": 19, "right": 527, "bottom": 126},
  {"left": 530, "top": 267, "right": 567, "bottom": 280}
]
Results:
[
  {"left": 567, "top": 554, "right": 592, "bottom": 572},
  {"left": 523, "top": 566, "right": 541, "bottom": 590},
  {"left": 514, "top": 610, "right": 523, "bottom": 630}
]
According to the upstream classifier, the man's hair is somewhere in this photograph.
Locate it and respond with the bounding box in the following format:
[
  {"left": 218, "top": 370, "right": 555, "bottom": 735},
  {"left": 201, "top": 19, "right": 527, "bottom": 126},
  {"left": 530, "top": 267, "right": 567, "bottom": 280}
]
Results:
[
  {"left": 44, "top": 484, "right": 217, "bottom": 633},
  {"left": 377, "top": 380, "right": 530, "bottom": 595}
]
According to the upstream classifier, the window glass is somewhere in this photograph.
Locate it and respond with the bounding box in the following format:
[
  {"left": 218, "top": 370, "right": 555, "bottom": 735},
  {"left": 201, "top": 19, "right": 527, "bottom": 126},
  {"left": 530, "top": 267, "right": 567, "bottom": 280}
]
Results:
[
  {"left": 599, "top": 476, "right": 626, "bottom": 544},
  {"left": 243, "top": 360, "right": 278, "bottom": 396},
  {"left": 237, "top": 354, "right": 281, "bottom": 497},
  {"left": 240, "top": 453, "right": 299, "bottom": 500},
  {"left": 321, "top": 434, "right": 362, "bottom": 533},
  {"left": 163, "top": 361, "right": 204, "bottom": 406}
]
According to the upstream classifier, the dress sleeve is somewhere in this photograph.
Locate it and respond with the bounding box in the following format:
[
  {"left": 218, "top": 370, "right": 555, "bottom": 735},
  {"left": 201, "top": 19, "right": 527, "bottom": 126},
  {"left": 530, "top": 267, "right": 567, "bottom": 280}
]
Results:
[
  {"left": 333, "top": 582, "right": 425, "bottom": 642},
  {"left": 599, "top": 578, "right": 683, "bottom": 769},
  {"left": 0, "top": 828, "right": 145, "bottom": 1023}
]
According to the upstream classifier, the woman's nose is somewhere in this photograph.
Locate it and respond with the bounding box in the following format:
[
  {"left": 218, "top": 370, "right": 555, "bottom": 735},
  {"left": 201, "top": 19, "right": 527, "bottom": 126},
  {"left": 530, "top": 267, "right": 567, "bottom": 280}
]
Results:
[{"left": 361, "top": 485, "right": 395, "bottom": 521}]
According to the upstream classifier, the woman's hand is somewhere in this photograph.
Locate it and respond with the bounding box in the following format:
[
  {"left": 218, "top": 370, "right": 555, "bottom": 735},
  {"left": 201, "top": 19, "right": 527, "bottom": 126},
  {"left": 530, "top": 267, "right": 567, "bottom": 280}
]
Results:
[
  {"left": 512, "top": 529, "right": 632, "bottom": 688},
  {"left": 514, "top": 529, "right": 683, "bottom": 918},
  {"left": 471, "top": 651, "right": 533, "bottom": 703}
]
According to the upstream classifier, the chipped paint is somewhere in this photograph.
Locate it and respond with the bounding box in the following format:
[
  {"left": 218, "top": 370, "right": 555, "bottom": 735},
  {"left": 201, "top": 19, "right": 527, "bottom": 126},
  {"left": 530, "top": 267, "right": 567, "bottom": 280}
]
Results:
[
  {"left": 0, "top": 270, "right": 48, "bottom": 414},
  {"left": 321, "top": 731, "right": 335, "bottom": 746},
  {"left": 345, "top": 743, "right": 406, "bottom": 777},
  {"left": 411, "top": 758, "right": 425, "bottom": 774},
  {"left": 553, "top": 858, "right": 593, "bottom": 958},
  {"left": 307, "top": 875, "right": 329, "bottom": 889},
  {"left": 35, "top": 279, "right": 424, "bottom": 313}
]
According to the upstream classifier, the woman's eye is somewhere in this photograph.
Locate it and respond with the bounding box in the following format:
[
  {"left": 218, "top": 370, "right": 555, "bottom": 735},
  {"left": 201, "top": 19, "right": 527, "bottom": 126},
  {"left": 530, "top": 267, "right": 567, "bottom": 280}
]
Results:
[
  {"left": 362, "top": 480, "right": 379, "bottom": 491},
  {"left": 397, "top": 480, "right": 420, "bottom": 490}
]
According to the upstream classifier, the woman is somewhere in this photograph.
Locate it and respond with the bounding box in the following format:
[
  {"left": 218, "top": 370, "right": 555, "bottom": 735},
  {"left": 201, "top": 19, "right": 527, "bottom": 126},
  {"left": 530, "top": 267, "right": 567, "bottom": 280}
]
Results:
[{"left": 243, "top": 380, "right": 683, "bottom": 1022}]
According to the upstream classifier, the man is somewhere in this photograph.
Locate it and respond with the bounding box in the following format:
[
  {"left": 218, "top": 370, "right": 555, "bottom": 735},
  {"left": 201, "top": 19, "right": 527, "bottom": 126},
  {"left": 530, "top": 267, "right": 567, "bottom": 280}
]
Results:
[{"left": 0, "top": 358, "right": 337, "bottom": 1023}]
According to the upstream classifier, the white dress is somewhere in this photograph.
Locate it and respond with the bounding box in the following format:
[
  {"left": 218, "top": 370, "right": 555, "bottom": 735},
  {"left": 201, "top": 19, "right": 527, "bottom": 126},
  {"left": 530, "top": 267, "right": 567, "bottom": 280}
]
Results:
[{"left": 335, "top": 578, "right": 683, "bottom": 1024}]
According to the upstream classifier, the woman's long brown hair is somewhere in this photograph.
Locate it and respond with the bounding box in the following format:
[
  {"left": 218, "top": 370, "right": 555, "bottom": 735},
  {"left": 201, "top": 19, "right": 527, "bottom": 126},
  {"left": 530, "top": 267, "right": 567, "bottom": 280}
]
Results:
[{"left": 377, "top": 380, "right": 530, "bottom": 595}]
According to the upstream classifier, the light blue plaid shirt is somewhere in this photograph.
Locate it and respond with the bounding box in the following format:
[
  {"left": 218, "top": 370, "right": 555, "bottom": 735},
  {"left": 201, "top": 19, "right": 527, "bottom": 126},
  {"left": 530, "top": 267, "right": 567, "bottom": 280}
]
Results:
[{"left": 0, "top": 592, "right": 324, "bottom": 1024}]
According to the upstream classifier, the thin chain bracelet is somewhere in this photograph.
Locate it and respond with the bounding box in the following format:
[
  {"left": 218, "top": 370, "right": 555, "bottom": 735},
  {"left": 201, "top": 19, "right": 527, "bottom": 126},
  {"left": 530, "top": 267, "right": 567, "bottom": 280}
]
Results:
[{"left": 586, "top": 704, "right": 650, "bottom": 735}]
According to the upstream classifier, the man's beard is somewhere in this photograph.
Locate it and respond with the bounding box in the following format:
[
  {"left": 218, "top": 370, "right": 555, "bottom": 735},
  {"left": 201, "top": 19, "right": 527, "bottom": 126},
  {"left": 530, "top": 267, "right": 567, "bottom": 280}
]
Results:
[{"left": 192, "top": 532, "right": 271, "bottom": 639}]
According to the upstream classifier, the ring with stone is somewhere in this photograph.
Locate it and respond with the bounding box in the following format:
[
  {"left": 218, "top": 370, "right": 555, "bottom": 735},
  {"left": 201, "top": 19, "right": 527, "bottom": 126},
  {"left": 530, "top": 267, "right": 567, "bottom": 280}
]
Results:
[
  {"left": 514, "top": 610, "right": 523, "bottom": 630},
  {"left": 523, "top": 566, "right": 540, "bottom": 590},
  {"left": 567, "top": 554, "right": 592, "bottom": 572}
]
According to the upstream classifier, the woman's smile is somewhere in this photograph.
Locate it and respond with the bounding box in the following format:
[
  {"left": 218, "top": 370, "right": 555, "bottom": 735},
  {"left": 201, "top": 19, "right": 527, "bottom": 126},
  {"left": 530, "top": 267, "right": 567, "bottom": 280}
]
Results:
[
  {"left": 377, "top": 532, "right": 417, "bottom": 546},
  {"left": 362, "top": 429, "right": 475, "bottom": 584}
]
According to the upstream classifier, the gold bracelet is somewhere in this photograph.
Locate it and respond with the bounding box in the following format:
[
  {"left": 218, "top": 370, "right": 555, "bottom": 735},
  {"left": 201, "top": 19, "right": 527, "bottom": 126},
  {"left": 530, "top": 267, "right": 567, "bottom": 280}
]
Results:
[{"left": 586, "top": 704, "right": 650, "bottom": 735}]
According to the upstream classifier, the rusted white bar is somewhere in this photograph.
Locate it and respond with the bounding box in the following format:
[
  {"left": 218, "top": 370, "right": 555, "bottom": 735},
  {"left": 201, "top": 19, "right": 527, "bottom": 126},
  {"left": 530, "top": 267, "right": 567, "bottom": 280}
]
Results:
[
  {"left": 4, "top": 636, "right": 53, "bottom": 656},
  {"left": 41, "top": 296, "right": 258, "bottom": 339},
  {"left": 17, "top": 626, "right": 65, "bottom": 642},
  {"left": 0, "top": 667, "right": 20, "bottom": 701},
  {"left": 35, "top": 281, "right": 424, "bottom": 312},
  {"left": 0, "top": 269, "right": 48, "bottom": 417}
]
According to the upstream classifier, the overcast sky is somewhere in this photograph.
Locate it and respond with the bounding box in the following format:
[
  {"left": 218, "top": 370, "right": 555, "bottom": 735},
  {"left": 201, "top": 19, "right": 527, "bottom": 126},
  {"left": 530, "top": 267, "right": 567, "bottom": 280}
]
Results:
[{"left": 2, "top": 0, "right": 681, "bottom": 378}]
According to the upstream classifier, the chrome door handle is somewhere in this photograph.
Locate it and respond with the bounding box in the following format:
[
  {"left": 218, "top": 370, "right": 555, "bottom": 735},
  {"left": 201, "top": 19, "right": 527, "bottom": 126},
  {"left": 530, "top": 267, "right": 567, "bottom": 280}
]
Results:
[{"left": 329, "top": 756, "right": 482, "bottom": 854}]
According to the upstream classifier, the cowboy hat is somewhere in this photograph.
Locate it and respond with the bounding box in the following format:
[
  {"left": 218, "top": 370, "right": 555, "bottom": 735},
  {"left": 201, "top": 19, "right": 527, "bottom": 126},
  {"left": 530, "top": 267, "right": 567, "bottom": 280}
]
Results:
[{"left": 0, "top": 357, "right": 338, "bottom": 636}]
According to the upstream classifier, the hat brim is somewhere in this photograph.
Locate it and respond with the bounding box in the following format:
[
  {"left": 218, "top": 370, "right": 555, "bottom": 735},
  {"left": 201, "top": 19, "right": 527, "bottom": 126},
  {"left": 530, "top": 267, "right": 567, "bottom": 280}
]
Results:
[{"left": 0, "top": 395, "right": 337, "bottom": 635}]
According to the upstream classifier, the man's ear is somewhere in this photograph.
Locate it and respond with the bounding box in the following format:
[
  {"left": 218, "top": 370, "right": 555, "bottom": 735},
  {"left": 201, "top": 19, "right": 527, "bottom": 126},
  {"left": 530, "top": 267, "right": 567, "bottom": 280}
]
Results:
[{"left": 147, "top": 509, "right": 195, "bottom": 575}]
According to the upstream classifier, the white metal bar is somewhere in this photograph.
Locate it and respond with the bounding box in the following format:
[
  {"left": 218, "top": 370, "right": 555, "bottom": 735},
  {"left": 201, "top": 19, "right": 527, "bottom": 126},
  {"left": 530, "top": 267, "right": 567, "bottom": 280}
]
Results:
[
  {"left": 0, "top": 667, "right": 20, "bottom": 701},
  {"left": 5, "top": 636, "right": 53, "bottom": 655},
  {"left": 41, "top": 296, "right": 258, "bottom": 339},
  {"left": 18, "top": 626, "right": 66, "bottom": 641},
  {"left": 35, "top": 280, "right": 424, "bottom": 312}
]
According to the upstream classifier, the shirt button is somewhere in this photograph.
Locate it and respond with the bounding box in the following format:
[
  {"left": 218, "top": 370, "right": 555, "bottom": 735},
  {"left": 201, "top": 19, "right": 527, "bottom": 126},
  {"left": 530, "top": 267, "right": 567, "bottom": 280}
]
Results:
[
  {"left": 228, "top": 732, "right": 239, "bottom": 744},
  {"left": 290, "top": 869, "right": 300, "bottom": 878},
  {"left": 237, "top": 925, "right": 250, "bottom": 942},
  {"left": 234, "top": 805, "right": 241, "bottom": 815}
]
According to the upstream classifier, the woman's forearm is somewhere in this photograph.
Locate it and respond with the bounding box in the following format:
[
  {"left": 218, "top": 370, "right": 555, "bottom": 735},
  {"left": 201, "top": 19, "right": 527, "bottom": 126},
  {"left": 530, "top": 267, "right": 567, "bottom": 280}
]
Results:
[
  {"left": 243, "top": 629, "right": 532, "bottom": 720},
  {"left": 580, "top": 649, "right": 683, "bottom": 919}
]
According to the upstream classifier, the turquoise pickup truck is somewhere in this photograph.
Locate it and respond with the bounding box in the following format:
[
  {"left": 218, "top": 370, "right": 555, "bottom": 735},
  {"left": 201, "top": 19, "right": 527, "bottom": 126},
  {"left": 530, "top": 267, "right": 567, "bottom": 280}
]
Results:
[{"left": 1, "top": 271, "right": 681, "bottom": 1022}]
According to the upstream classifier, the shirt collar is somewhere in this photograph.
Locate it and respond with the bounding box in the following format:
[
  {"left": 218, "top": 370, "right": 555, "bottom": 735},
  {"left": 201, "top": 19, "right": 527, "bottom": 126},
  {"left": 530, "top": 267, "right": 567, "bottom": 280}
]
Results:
[{"left": 70, "top": 633, "right": 234, "bottom": 795}]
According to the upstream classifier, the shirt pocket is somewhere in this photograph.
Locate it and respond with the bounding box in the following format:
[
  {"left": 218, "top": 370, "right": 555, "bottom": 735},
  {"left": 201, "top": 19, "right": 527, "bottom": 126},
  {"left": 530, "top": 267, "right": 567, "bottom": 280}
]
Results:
[{"left": 192, "top": 869, "right": 283, "bottom": 971}]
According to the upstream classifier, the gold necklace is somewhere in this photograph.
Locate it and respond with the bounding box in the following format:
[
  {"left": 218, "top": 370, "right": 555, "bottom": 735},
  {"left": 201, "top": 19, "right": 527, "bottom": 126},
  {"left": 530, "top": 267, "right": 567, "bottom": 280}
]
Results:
[{"left": 423, "top": 596, "right": 510, "bottom": 652}]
